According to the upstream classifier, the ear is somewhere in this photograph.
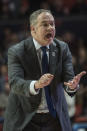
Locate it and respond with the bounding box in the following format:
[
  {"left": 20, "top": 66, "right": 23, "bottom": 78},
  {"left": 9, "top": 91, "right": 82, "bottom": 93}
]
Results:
[{"left": 30, "top": 25, "right": 36, "bottom": 34}]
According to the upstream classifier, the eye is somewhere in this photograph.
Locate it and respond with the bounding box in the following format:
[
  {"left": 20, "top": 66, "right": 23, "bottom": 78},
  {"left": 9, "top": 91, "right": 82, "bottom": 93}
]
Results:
[
  {"left": 43, "top": 23, "right": 48, "bottom": 27},
  {"left": 50, "top": 22, "right": 55, "bottom": 26}
]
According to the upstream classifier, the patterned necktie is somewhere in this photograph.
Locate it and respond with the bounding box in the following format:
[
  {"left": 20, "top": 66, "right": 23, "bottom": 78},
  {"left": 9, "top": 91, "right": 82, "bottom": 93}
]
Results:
[{"left": 41, "top": 46, "right": 56, "bottom": 118}]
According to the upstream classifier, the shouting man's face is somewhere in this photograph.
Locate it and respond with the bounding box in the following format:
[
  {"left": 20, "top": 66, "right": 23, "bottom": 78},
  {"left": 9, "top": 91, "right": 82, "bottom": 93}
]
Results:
[{"left": 31, "top": 12, "right": 55, "bottom": 46}]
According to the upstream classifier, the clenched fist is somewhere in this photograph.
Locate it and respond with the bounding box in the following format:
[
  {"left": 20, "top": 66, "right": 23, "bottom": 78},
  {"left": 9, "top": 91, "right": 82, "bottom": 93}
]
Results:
[{"left": 35, "top": 73, "right": 54, "bottom": 89}]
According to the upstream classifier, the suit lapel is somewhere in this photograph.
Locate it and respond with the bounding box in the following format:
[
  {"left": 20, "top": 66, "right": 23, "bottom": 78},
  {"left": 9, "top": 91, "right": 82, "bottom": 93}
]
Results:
[
  {"left": 49, "top": 41, "right": 59, "bottom": 75},
  {"left": 24, "top": 37, "right": 41, "bottom": 79}
]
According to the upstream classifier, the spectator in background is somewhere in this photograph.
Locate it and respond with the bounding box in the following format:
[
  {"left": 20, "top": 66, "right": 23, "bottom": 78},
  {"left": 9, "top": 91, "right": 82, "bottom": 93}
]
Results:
[
  {"left": 1, "top": 0, "right": 12, "bottom": 19},
  {"left": 0, "top": 63, "right": 9, "bottom": 123},
  {"left": 40, "top": 1, "right": 50, "bottom": 10},
  {"left": 48, "top": 0, "right": 67, "bottom": 17},
  {"left": 0, "top": 93, "right": 8, "bottom": 117},
  {"left": 70, "top": 0, "right": 87, "bottom": 15},
  {"left": 61, "top": 31, "right": 78, "bottom": 56},
  {"left": 74, "top": 43, "right": 87, "bottom": 119},
  {"left": 19, "top": 0, "right": 30, "bottom": 18},
  {"left": 0, "top": 64, "right": 8, "bottom": 93}
]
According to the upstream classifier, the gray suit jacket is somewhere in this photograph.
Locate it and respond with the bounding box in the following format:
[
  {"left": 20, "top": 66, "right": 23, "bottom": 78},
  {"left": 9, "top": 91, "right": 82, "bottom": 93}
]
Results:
[{"left": 3, "top": 37, "right": 75, "bottom": 131}]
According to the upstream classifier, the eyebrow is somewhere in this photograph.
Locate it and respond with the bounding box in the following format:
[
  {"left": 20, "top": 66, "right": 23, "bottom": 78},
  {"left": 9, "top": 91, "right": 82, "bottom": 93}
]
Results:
[
  {"left": 41, "top": 21, "right": 48, "bottom": 23},
  {"left": 41, "top": 20, "right": 54, "bottom": 24}
]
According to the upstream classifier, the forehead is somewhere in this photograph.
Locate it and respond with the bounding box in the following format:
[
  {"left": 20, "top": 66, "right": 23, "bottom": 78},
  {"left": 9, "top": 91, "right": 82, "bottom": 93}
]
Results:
[{"left": 37, "top": 12, "right": 54, "bottom": 23}]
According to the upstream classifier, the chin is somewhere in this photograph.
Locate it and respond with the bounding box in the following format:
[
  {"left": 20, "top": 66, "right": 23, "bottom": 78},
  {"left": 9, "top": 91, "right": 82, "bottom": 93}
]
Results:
[
  {"left": 42, "top": 39, "right": 53, "bottom": 46},
  {"left": 44, "top": 42, "right": 52, "bottom": 46},
  {"left": 47, "top": 39, "right": 53, "bottom": 44}
]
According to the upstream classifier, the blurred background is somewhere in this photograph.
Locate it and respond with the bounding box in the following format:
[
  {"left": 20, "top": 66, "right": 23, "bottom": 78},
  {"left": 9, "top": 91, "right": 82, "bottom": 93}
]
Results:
[{"left": 0, "top": 0, "right": 87, "bottom": 130}]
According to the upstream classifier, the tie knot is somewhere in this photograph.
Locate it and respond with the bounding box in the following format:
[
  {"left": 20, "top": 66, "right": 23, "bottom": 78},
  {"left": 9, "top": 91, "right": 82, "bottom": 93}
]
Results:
[{"left": 41, "top": 46, "right": 47, "bottom": 53}]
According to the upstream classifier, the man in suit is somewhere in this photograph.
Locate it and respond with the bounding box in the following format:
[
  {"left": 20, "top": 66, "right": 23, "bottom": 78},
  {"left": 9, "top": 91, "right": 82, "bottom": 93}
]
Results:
[{"left": 3, "top": 9, "right": 86, "bottom": 131}]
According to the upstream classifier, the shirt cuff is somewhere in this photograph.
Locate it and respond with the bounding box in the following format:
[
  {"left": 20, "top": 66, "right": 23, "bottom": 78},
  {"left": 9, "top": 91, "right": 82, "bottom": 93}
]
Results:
[
  {"left": 29, "top": 81, "right": 40, "bottom": 95},
  {"left": 66, "top": 84, "right": 80, "bottom": 93}
]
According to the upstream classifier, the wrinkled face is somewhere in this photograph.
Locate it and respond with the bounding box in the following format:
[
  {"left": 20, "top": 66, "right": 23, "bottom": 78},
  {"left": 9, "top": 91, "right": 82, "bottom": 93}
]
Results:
[{"left": 31, "top": 12, "right": 55, "bottom": 46}]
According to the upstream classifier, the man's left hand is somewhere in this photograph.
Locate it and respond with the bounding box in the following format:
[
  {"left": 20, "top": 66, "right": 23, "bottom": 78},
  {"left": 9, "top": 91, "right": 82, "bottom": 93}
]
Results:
[{"left": 64, "top": 71, "right": 86, "bottom": 90}]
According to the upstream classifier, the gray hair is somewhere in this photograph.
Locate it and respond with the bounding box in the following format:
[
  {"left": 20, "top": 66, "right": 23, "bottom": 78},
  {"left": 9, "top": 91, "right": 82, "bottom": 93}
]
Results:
[{"left": 29, "top": 9, "right": 52, "bottom": 26}]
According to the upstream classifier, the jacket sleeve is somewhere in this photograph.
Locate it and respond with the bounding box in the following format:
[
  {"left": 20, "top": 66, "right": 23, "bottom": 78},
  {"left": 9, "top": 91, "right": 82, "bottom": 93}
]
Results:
[
  {"left": 8, "top": 46, "right": 36, "bottom": 97},
  {"left": 62, "top": 43, "right": 74, "bottom": 81},
  {"left": 61, "top": 43, "right": 77, "bottom": 96}
]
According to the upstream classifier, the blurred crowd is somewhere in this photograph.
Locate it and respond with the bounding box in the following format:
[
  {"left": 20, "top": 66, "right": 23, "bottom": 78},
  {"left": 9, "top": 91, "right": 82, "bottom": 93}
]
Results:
[
  {"left": 0, "top": 0, "right": 87, "bottom": 129},
  {"left": 0, "top": 0, "right": 87, "bottom": 19}
]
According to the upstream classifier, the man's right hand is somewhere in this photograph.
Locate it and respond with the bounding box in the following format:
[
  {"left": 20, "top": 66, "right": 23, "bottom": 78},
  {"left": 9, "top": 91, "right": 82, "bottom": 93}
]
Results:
[{"left": 34, "top": 73, "right": 54, "bottom": 89}]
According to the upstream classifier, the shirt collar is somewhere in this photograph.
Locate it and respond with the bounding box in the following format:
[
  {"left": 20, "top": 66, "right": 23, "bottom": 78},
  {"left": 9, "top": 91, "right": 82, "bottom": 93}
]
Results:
[{"left": 33, "top": 38, "right": 49, "bottom": 51}]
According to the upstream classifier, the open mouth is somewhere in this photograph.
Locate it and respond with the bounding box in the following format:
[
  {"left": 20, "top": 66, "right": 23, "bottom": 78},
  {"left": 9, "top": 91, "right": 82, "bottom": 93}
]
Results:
[{"left": 45, "top": 33, "right": 53, "bottom": 39}]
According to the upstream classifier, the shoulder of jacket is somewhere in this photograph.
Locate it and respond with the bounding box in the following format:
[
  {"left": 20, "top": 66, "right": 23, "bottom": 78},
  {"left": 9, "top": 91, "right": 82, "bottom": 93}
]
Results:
[
  {"left": 8, "top": 37, "right": 31, "bottom": 53},
  {"left": 54, "top": 38, "right": 67, "bottom": 47}
]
